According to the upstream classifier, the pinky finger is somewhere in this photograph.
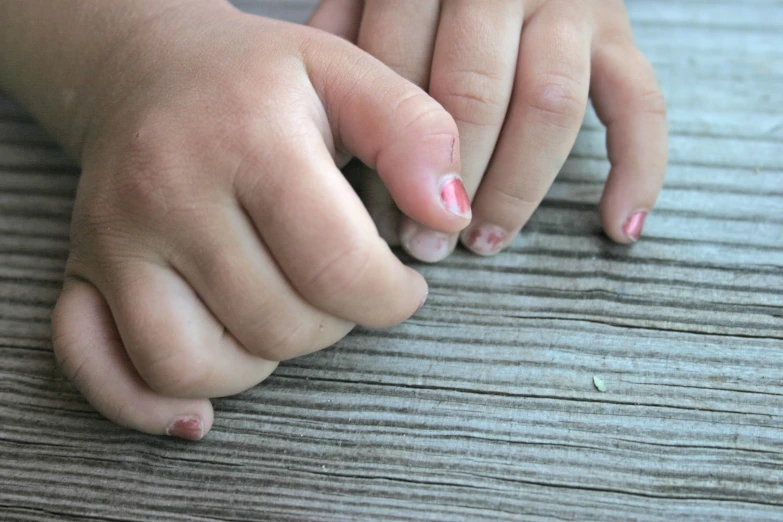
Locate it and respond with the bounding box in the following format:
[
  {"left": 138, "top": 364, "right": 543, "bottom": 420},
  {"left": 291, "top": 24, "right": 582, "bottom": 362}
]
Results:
[
  {"left": 591, "top": 43, "right": 668, "bottom": 243},
  {"left": 51, "top": 278, "right": 214, "bottom": 440}
]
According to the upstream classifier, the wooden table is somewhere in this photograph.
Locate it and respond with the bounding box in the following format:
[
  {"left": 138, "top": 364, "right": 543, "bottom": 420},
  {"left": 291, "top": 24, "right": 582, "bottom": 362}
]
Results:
[{"left": 1, "top": 1, "right": 781, "bottom": 520}]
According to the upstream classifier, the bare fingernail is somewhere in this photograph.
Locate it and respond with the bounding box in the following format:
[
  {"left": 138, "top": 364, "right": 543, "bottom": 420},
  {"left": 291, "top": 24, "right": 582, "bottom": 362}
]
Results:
[
  {"left": 166, "top": 415, "right": 204, "bottom": 441},
  {"left": 623, "top": 211, "right": 648, "bottom": 242},
  {"left": 440, "top": 175, "right": 471, "bottom": 219},
  {"left": 463, "top": 223, "right": 508, "bottom": 256},
  {"left": 401, "top": 221, "right": 453, "bottom": 263},
  {"left": 415, "top": 291, "right": 429, "bottom": 313}
]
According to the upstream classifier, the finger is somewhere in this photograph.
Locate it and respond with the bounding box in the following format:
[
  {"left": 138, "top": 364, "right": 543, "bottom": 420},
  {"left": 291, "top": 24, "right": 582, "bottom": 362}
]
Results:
[
  {"left": 52, "top": 279, "right": 214, "bottom": 440},
  {"left": 97, "top": 260, "right": 279, "bottom": 399},
  {"left": 353, "top": 163, "right": 402, "bottom": 246},
  {"left": 237, "top": 121, "right": 428, "bottom": 328},
  {"left": 591, "top": 11, "right": 667, "bottom": 243},
  {"left": 353, "top": 0, "right": 441, "bottom": 252},
  {"left": 461, "top": 1, "right": 593, "bottom": 255},
  {"left": 302, "top": 31, "right": 471, "bottom": 235},
  {"left": 171, "top": 203, "right": 356, "bottom": 362},
  {"left": 430, "top": 0, "right": 524, "bottom": 193},
  {"left": 401, "top": 0, "right": 525, "bottom": 262},
  {"left": 308, "top": 0, "right": 364, "bottom": 41},
  {"left": 358, "top": 0, "right": 441, "bottom": 88}
]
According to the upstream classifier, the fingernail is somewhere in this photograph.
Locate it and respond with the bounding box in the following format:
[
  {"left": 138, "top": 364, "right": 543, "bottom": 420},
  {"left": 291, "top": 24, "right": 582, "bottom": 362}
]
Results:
[
  {"left": 440, "top": 175, "right": 471, "bottom": 219},
  {"left": 166, "top": 415, "right": 204, "bottom": 441},
  {"left": 462, "top": 223, "right": 508, "bottom": 256},
  {"left": 622, "top": 211, "right": 648, "bottom": 242},
  {"left": 400, "top": 221, "right": 453, "bottom": 263},
  {"left": 415, "top": 291, "right": 429, "bottom": 313}
]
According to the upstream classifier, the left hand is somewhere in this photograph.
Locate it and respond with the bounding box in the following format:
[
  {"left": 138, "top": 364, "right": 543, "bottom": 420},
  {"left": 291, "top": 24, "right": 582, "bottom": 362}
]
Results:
[{"left": 310, "top": 0, "right": 668, "bottom": 261}]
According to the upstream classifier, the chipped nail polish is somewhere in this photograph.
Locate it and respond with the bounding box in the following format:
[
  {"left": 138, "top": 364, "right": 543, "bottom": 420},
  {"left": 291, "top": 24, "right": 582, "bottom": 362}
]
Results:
[
  {"left": 440, "top": 175, "right": 471, "bottom": 219},
  {"left": 166, "top": 415, "right": 203, "bottom": 441},
  {"left": 400, "top": 221, "right": 452, "bottom": 263},
  {"left": 623, "top": 211, "right": 648, "bottom": 242},
  {"left": 463, "top": 224, "right": 508, "bottom": 256}
]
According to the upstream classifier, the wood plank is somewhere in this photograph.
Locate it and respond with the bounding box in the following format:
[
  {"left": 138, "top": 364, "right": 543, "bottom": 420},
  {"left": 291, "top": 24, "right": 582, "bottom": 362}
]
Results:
[{"left": 0, "top": 1, "right": 781, "bottom": 520}]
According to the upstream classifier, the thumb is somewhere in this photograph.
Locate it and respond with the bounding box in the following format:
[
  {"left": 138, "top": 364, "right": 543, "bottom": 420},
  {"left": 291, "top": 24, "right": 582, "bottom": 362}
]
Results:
[{"left": 303, "top": 34, "right": 471, "bottom": 235}]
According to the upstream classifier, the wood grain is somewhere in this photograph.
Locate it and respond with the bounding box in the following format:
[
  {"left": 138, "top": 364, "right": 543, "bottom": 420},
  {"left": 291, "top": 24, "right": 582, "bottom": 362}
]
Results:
[{"left": 1, "top": 1, "right": 781, "bottom": 520}]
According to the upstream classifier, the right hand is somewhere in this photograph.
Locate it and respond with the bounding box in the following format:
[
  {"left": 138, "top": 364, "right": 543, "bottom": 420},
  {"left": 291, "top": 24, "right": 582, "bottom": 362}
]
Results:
[{"left": 51, "top": 1, "right": 469, "bottom": 439}]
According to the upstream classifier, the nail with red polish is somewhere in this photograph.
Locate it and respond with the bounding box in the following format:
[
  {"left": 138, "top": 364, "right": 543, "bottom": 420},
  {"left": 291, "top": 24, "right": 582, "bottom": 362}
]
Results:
[
  {"left": 463, "top": 224, "right": 508, "bottom": 256},
  {"left": 440, "top": 175, "right": 471, "bottom": 219},
  {"left": 166, "top": 415, "right": 204, "bottom": 441},
  {"left": 623, "top": 210, "right": 648, "bottom": 242}
]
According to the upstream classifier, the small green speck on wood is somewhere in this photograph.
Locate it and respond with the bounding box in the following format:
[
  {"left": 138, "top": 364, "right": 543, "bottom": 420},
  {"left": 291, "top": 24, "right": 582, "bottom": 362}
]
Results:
[{"left": 593, "top": 376, "right": 607, "bottom": 392}]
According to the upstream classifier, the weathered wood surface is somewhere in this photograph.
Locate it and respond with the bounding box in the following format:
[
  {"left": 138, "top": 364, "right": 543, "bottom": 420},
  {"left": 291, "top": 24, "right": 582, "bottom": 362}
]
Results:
[{"left": 1, "top": 1, "right": 781, "bottom": 520}]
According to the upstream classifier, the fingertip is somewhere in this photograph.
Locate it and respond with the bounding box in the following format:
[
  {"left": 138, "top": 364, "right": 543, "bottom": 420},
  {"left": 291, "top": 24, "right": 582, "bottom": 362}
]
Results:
[
  {"left": 165, "top": 409, "right": 214, "bottom": 441},
  {"left": 52, "top": 277, "right": 216, "bottom": 440},
  {"left": 308, "top": 39, "right": 468, "bottom": 233},
  {"left": 439, "top": 174, "right": 472, "bottom": 221},
  {"left": 400, "top": 267, "right": 429, "bottom": 323},
  {"left": 399, "top": 218, "right": 458, "bottom": 263},
  {"left": 599, "top": 181, "right": 653, "bottom": 244},
  {"left": 591, "top": 43, "right": 667, "bottom": 245},
  {"left": 602, "top": 206, "right": 650, "bottom": 245},
  {"left": 460, "top": 222, "right": 511, "bottom": 256}
]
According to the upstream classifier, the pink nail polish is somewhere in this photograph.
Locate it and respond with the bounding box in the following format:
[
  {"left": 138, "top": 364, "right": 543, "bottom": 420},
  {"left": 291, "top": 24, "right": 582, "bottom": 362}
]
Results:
[
  {"left": 464, "top": 224, "right": 508, "bottom": 256},
  {"left": 166, "top": 416, "right": 203, "bottom": 441},
  {"left": 440, "top": 176, "right": 471, "bottom": 219},
  {"left": 623, "top": 211, "right": 648, "bottom": 242}
]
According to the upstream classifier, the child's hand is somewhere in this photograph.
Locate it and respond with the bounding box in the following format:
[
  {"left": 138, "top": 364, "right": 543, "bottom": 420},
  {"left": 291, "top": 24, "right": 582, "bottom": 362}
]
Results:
[
  {"left": 38, "top": 2, "right": 469, "bottom": 438},
  {"left": 311, "top": 0, "right": 668, "bottom": 261}
]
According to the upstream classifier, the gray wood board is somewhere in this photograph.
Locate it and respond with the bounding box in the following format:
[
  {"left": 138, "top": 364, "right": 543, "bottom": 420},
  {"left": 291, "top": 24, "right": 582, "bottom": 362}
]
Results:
[{"left": 1, "top": 1, "right": 781, "bottom": 520}]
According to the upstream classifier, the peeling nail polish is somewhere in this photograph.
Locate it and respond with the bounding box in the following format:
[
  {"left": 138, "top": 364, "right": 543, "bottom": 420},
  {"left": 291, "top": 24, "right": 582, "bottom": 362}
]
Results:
[
  {"left": 623, "top": 211, "right": 648, "bottom": 242},
  {"left": 166, "top": 416, "right": 203, "bottom": 441},
  {"left": 400, "top": 221, "right": 452, "bottom": 263},
  {"left": 464, "top": 224, "right": 508, "bottom": 256},
  {"left": 440, "top": 175, "right": 471, "bottom": 219}
]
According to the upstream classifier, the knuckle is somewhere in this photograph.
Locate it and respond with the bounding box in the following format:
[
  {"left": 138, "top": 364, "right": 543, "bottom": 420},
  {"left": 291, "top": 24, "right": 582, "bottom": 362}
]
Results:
[
  {"left": 187, "top": 247, "right": 310, "bottom": 362},
  {"left": 252, "top": 321, "right": 307, "bottom": 362},
  {"left": 69, "top": 184, "right": 134, "bottom": 267},
  {"left": 395, "top": 92, "right": 458, "bottom": 137},
  {"left": 140, "top": 348, "right": 213, "bottom": 398},
  {"left": 434, "top": 69, "right": 509, "bottom": 127},
  {"left": 630, "top": 79, "right": 667, "bottom": 118},
  {"left": 303, "top": 236, "right": 373, "bottom": 304},
  {"left": 486, "top": 182, "right": 540, "bottom": 214},
  {"left": 523, "top": 71, "right": 586, "bottom": 129},
  {"left": 117, "top": 160, "right": 188, "bottom": 224},
  {"left": 596, "top": 45, "right": 667, "bottom": 119}
]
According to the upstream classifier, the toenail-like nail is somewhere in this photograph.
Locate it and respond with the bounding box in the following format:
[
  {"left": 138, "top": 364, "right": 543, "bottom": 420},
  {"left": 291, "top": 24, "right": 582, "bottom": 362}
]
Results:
[
  {"left": 622, "top": 211, "right": 648, "bottom": 242},
  {"left": 440, "top": 175, "right": 471, "bottom": 219},
  {"left": 401, "top": 222, "right": 452, "bottom": 263},
  {"left": 463, "top": 224, "right": 508, "bottom": 256},
  {"left": 166, "top": 415, "right": 203, "bottom": 441}
]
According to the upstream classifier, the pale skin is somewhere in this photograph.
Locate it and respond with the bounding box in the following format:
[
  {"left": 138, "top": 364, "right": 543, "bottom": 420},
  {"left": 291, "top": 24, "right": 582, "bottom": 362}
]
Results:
[
  {"left": 313, "top": 0, "right": 668, "bottom": 260},
  {"left": 0, "top": 0, "right": 666, "bottom": 440}
]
